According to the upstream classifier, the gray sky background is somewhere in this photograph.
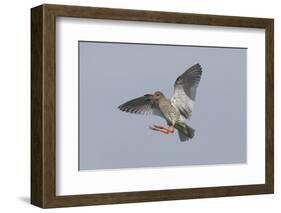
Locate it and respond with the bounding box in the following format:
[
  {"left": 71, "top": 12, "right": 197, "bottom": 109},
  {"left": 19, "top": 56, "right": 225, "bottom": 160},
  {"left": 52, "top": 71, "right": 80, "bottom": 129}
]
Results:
[{"left": 79, "top": 41, "right": 247, "bottom": 170}]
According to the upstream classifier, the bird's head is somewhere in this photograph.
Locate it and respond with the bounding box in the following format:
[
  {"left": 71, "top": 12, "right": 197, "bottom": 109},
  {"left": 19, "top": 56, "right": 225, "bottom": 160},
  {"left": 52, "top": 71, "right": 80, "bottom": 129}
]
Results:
[{"left": 153, "top": 91, "right": 165, "bottom": 100}]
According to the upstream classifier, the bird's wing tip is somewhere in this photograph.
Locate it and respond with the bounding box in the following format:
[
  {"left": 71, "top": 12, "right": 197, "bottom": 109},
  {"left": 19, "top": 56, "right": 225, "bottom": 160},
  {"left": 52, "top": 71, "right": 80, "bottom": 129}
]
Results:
[
  {"left": 195, "top": 63, "right": 202, "bottom": 70},
  {"left": 117, "top": 105, "right": 124, "bottom": 111}
]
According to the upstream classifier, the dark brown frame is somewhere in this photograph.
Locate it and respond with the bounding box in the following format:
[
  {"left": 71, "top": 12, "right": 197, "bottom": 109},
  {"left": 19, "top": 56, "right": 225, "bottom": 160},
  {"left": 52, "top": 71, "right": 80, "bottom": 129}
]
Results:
[{"left": 31, "top": 4, "right": 274, "bottom": 208}]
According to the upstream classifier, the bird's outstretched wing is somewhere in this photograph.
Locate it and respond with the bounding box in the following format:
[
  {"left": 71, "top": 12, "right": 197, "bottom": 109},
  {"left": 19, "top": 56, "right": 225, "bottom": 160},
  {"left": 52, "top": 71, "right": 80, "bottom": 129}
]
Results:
[
  {"left": 118, "top": 95, "right": 162, "bottom": 116},
  {"left": 171, "top": 63, "right": 202, "bottom": 119}
]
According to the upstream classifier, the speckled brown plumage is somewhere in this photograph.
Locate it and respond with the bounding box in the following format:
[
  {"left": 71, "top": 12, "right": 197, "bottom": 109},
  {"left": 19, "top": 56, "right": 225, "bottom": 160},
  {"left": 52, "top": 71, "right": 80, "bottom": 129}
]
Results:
[{"left": 118, "top": 64, "right": 202, "bottom": 142}]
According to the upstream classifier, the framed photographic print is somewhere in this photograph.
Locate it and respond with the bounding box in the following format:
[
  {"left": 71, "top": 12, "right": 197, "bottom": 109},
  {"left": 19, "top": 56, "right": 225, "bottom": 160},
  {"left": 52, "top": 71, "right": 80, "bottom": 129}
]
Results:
[{"left": 31, "top": 4, "right": 274, "bottom": 208}]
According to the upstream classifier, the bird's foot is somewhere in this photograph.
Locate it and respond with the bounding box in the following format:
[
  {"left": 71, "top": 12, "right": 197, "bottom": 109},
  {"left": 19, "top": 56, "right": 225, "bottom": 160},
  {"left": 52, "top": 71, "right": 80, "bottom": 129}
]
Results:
[{"left": 149, "top": 125, "right": 174, "bottom": 134}]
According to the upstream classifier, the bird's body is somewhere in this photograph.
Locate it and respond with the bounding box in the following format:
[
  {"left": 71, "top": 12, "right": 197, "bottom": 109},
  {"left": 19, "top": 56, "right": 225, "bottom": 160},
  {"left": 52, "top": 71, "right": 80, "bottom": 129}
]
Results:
[
  {"left": 118, "top": 64, "right": 202, "bottom": 142},
  {"left": 158, "top": 94, "right": 180, "bottom": 126},
  {"left": 157, "top": 95, "right": 195, "bottom": 141}
]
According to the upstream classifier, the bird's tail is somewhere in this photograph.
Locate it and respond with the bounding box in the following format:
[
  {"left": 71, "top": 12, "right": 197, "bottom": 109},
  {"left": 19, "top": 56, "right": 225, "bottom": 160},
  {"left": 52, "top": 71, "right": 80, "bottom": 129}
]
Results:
[{"left": 174, "top": 122, "right": 195, "bottom": 142}]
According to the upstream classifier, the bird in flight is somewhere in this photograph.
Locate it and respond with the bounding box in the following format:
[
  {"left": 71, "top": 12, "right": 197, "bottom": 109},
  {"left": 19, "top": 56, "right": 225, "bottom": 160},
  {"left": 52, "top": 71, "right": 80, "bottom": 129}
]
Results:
[{"left": 118, "top": 63, "right": 202, "bottom": 142}]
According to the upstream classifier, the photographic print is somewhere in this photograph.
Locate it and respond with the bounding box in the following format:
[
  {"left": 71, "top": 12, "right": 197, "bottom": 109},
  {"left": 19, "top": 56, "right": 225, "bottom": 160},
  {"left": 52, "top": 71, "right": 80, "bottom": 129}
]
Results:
[
  {"left": 79, "top": 41, "right": 247, "bottom": 170},
  {"left": 31, "top": 4, "right": 273, "bottom": 208}
]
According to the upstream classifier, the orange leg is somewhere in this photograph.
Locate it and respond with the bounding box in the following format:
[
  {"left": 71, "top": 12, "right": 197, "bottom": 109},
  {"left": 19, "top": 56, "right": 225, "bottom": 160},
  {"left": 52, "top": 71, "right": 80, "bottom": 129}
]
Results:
[
  {"left": 153, "top": 125, "right": 174, "bottom": 133},
  {"left": 149, "top": 125, "right": 174, "bottom": 134}
]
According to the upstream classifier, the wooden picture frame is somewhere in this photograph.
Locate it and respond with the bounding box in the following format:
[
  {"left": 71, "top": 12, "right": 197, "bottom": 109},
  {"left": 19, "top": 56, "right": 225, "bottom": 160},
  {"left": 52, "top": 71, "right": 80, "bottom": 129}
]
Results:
[{"left": 31, "top": 4, "right": 274, "bottom": 208}]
